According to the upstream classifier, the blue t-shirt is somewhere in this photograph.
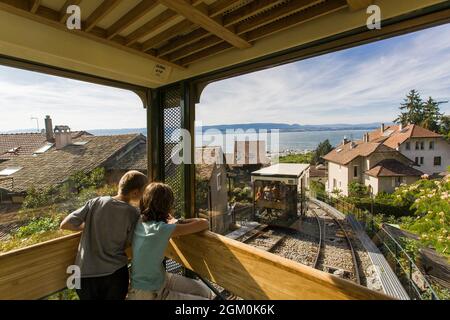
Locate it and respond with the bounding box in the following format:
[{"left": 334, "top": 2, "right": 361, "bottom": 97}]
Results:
[{"left": 131, "top": 219, "right": 177, "bottom": 291}]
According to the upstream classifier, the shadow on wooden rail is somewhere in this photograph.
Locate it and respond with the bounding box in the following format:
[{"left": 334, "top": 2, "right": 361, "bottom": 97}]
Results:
[{"left": 0, "top": 231, "right": 391, "bottom": 300}]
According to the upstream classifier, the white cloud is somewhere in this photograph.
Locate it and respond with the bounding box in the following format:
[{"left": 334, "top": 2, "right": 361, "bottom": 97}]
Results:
[
  {"left": 197, "top": 24, "right": 450, "bottom": 125},
  {"left": 1, "top": 24, "right": 450, "bottom": 131},
  {"left": 0, "top": 67, "right": 144, "bottom": 131}
]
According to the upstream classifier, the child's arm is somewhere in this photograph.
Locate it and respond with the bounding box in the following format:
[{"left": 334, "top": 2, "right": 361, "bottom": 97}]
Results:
[
  {"left": 60, "top": 200, "right": 92, "bottom": 231},
  {"left": 171, "top": 218, "right": 209, "bottom": 238}
]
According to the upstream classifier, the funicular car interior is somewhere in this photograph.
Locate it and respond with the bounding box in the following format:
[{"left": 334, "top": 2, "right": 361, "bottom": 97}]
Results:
[{"left": 1, "top": 0, "right": 450, "bottom": 300}]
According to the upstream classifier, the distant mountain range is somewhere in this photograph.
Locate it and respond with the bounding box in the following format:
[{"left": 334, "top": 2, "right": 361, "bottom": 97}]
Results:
[
  {"left": 2, "top": 122, "right": 390, "bottom": 135},
  {"left": 196, "top": 122, "right": 387, "bottom": 133}
]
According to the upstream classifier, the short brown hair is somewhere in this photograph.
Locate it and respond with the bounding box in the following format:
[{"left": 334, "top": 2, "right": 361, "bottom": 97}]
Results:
[
  {"left": 140, "top": 182, "right": 174, "bottom": 223},
  {"left": 118, "top": 170, "right": 148, "bottom": 196}
]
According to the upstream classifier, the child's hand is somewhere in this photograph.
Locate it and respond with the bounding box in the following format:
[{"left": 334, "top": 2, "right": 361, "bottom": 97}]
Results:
[{"left": 168, "top": 214, "right": 178, "bottom": 224}]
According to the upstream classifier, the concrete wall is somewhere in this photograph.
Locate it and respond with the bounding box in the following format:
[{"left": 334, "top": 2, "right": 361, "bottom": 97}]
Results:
[
  {"left": 377, "top": 176, "right": 420, "bottom": 194},
  {"left": 365, "top": 175, "right": 379, "bottom": 195},
  {"left": 399, "top": 138, "right": 450, "bottom": 175},
  {"left": 327, "top": 162, "right": 349, "bottom": 196}
]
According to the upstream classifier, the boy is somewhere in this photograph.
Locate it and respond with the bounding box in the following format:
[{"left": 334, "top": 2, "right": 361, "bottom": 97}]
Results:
[{"left": 60, "top": 170, "right": 148, "bottom": 300}]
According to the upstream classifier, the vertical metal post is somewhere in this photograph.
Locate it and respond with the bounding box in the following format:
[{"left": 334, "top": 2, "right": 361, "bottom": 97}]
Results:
[
  {"left": 181, "top": 82, "right": 196, "bottom": 218},
  {"left": 409, "top": 259, "right": 413, "bottom": 295},
  {"left": 147, "top": 89, "right": 163, "bottom": 182}
]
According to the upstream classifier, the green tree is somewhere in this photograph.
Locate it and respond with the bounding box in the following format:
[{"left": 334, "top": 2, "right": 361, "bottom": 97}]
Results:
[
  {"left": 395, "top": 89, "right": 424, "bottom": 126},
  {"left": 439, "top": 115, "right": 450, "bottom": 141},
  {"left": 279, "top": 152, "right": 313, "bottom": 164},
  {"left": 348, "top": 182, "right": 369, "bottom": 198},
  {"left": 312, "top": 139, "right": 333, "bottom": 164},
  {"left": 422, "top": 97, "right": 443, "bottom": 132}
]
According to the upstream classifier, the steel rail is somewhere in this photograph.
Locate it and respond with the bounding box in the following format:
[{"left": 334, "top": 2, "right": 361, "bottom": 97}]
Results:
[{"left": 310, "top": 208, "right": 323, "bottom": 269}]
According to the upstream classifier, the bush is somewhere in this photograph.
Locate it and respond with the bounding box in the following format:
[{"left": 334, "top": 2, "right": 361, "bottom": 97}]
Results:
[
  {"left": 348, "top": 197, "right": 413, "bottom": 218},
  {"left": 348, "top": 182, "right": 369, "bottom": 198},
  {"left": 14, "top": 215, "right": 63, "bottom": 238},
  {"left": 394, "top": 175, "right": 449, "bottom": 255},
  {"left": 230, "top": 186, "right": 252, "bottom": 203},
  {"left": 22, "top": 186, "right": 56, "bottom": 209},
  {"left": 68, "top": 168, "right": 105, "bottom": 193},
  {"left": 279, "top": 152, "right": 313, "bottom": 164},
  {"left": 310, "top": 180, "right": 325, "bottom": 195}
]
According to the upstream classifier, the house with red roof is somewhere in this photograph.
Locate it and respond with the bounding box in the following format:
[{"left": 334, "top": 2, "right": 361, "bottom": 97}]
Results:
[
  {"left": 366, "top": 124, "right": 450, "bottom": 176},
  {"left": 323, "top": 137, "right": 422, "bottom": 196},
  {"left": 323, "top": 123, "right": 449, "bottom": 196}
]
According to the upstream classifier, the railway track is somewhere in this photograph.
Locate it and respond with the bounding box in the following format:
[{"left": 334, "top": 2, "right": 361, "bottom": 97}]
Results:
[
  {"left": 236, "top": 203, "right": 362, "bottom": 285},
  {"left": 311, "top": 205, "right": 361, "bottom": 285},
  {"left": 310, "top": 209, "right": 323, "bottom": 269}
]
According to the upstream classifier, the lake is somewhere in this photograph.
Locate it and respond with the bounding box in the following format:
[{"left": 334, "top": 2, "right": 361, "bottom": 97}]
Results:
[
  {"left": 196, "top": 129, "right": 368, "bottom": 153},
  {"left": 89, "top": 128, "right": 368, "bottom": 153}
]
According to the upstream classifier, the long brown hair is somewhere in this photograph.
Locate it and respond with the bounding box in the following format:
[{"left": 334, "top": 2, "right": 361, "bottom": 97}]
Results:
[{"left": 140, "top": 182, "right": 174, "bottom": 223}]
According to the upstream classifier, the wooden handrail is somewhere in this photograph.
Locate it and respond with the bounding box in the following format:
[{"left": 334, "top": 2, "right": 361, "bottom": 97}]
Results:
[{"left": 0, "top": 231, "right": 391, "bottom": 300}]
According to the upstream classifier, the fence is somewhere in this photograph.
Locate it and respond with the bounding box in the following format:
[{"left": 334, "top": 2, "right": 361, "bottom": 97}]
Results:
[{"left": 310, "top": 191, "right": 439, "bottom": 300}]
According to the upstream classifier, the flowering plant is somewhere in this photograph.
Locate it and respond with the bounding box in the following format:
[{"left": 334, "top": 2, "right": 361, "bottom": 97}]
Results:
[{"left": 393, "top": 174, "right": 449, "bottom": 255}]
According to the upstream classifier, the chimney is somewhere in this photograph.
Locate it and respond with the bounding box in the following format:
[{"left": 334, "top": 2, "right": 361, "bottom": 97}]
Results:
[
  {"left": 54, "top": 125, "right": 72, "bottom": 149},
  {"left": 381, "top": 123, "right": 385, "bottom": 133},
  {"left": 44, "top": 115, "right": 54, "bottom": 142},
  {"left": 399, "top": 123, "right": 403, "bottom": 131},
  {"left": 350, "top": 141, "right": 356, "bottom": 149},
  {"left": 342, "top": 136, "right": 349, "bottom": 145},
  {"left": 363, "top": 133, "right": 368, "bottom": 143}
]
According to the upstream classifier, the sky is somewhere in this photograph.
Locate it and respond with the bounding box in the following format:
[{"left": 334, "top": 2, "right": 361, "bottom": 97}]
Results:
[{"left": 1, "top": 23, "right": 450, "bottom": 131}]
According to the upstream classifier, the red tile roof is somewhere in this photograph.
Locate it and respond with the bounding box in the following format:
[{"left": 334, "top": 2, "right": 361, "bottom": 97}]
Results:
[
  {"left": 367, "top": 124, "right": 442, "bottom": 149},
  {"left": 323, "top": 140, "right": 398, "bottom": 165},
  {"left": 365, "top": 159, "right": 423, "bottom": 177},
  {"left": 0, "top": 131, "right": 91, "bottom": 160}
]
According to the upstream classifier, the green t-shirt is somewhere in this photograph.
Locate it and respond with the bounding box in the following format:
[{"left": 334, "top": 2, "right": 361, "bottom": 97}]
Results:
[{"left": 131, "top": 219, "right": 176, "bottom": 291}]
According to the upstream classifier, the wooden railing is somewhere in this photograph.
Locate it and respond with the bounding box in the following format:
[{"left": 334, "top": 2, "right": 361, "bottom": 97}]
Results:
[{"left": 0, "top": 231, "right": 391, "bottom": 300}]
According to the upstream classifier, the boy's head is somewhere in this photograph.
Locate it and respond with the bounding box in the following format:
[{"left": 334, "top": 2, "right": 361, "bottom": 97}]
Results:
[
  {"left": 140, "top": 182, "right": 174, "bottom": 223},
  {"left": 118, "top": 170, "right": 148, "bottom": 201}
]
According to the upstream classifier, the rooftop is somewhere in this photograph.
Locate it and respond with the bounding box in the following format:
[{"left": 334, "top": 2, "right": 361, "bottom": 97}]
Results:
[
  {"left": 252, "top": 163, "right": 310, "bottom": 177},
  {"left": 367, "top": 124, "right": 444, "bottom": 149},
  {"left": 0, "top": 134, "right": 144, "bottom": 193},
  {"left": 323, "top": 140, "right": 399, "bottom": 165},
  {"left": 0, "top": 131, "right": 90, "bottom": 161},
  {"left": 365, "top": 159, "right": 423, "bottom": 177}
]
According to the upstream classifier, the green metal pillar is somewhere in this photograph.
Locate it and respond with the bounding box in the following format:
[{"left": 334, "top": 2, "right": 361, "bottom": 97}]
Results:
[
  {"left": 181, "top": 81, "right": 196, "bottom": 219},
  {"left": 146, "top": 88, "right": 164, "bottom": 182}
]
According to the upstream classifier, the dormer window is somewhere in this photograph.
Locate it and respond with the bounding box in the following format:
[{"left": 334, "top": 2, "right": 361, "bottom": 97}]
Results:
[
  {"left": 34, "top": 143, "right": 54, "bottom": 154},
  {"left": 0, "top": 167, "right": 22, "bottom": 176}
]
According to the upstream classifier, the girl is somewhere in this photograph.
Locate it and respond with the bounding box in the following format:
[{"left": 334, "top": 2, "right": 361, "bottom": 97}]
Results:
[{"left": 128, "top": 182, "right": 213, "bottom": 300}]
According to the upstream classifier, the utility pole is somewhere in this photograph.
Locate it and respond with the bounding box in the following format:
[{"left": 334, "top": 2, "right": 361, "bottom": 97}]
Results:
[{"left": 30, "top": 117, "right": 39, "bottom": 132}]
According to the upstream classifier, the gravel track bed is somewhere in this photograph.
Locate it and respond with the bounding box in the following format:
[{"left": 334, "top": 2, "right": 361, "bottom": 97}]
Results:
[
  {"left": 309, "top": 207, "right": 357, "bottom": 282},
  {"left": 271, "top": 233, "right": 319, "bottom": 267},
  {"left": 235, "top": 202, "right": 377, "bottom": 288}
]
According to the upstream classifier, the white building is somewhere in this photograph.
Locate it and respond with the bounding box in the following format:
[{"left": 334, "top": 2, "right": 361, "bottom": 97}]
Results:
[
  {"left": 323, "top": 139, "right": 422, "bottom": 196},
  {"left": 366, "top": 124, "right": 450, "bottom": 176}
]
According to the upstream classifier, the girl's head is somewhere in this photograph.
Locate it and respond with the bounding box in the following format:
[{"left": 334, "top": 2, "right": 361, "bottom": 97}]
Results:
[{"left": 140, "top": 182, "right": 174, "bottom": 223}]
